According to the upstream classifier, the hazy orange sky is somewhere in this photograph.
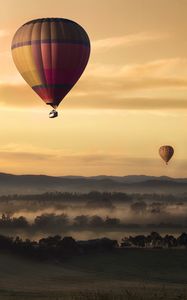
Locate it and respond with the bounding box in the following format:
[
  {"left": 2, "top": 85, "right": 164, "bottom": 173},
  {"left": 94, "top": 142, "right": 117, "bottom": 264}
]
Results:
[{"left": 0, "top": 0, "right": 187, "bottom": 176}]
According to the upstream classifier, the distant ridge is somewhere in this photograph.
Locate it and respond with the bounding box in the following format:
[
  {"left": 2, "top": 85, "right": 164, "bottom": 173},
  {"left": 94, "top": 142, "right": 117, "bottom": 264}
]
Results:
[{"left": 0, "top": 172, "right": 187, "bottom": 195}]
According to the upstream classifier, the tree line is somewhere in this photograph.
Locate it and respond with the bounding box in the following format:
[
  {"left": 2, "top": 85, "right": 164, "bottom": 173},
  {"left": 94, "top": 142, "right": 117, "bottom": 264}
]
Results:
[
  {"left": 0, "top": 191, "right": 131, "bottom": 203},
  {"left": 121, "top": 232, "right": 187, "bottom": 248},
  {"left": 0, "top": 213, "right": 186, "bottom": 232},
  {"left": 0, "top": 191, "right": 186, "bottom": 203},
  {"left": 0, "top": 232, "right": 186, "bottom": 262},
  {"left": 0, "top": 234, "right": 118, "bottom": 261}
]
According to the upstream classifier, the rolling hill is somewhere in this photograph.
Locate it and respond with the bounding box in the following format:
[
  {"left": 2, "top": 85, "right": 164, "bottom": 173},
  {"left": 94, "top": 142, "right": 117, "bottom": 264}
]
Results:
[{"left": 0, "top": 173, "right": 187, "bottom": 195}]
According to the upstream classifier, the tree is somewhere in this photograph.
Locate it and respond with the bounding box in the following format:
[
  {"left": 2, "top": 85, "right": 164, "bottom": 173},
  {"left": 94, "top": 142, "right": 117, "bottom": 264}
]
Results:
[
  {"left": 73, "top": 215, "right": 89, "bottom": 227},
  {"left": 89, "top": 215, "right": 104, "bottom": 227},
  {"left": 177, "top": 233, "right": 187, "bottom": 246},
  {"left": 130, "top": 201, "right": 147, "bottom": 214},
  {"left": 105, "top": 217, "right": 120, "bottom": 227}
]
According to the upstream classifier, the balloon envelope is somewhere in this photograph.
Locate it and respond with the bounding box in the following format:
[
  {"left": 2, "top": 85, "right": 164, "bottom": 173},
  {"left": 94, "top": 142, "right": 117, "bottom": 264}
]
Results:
[
  {"left": 159, "top": 145, "right": 174, "bottom": 164},
  {"left": 11, "top": 18, "right": 90, "bottom": 108}
]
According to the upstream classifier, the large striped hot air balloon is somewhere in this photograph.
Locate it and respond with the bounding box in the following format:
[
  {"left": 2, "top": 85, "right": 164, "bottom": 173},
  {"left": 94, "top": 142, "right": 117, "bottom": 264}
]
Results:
[
  {"left": 159, "top": 145, "right": 174, "bottom": 165},
  {"left": 11, "top": 18, "right": 90, "bottom": 118}
]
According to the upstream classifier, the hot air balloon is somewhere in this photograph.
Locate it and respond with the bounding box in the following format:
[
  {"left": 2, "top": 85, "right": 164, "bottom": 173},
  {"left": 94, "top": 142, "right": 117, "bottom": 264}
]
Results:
[
  {"left": 11, "top": 18, "right": 90, "bottom": 118},
  {"left": 159, "top": 145, "right": 174, "bottom": 165}
]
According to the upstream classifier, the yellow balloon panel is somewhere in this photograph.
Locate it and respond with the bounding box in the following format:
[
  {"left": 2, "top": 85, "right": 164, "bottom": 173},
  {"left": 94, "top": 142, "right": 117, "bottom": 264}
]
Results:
[{"left": 12, "top": 46, "right": 42, "bottom": 87}]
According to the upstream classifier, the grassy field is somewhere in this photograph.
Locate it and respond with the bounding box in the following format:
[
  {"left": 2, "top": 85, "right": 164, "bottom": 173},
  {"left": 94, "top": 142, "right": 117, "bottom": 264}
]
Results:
[{"left": 0, "top": 249, "right": 186, "bottom": 299}]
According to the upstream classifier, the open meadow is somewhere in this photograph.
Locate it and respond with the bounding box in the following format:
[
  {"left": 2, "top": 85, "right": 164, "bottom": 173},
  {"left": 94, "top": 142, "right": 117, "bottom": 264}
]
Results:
[{"left": 0, "top": 248, "right": 186, "bottom": 299}]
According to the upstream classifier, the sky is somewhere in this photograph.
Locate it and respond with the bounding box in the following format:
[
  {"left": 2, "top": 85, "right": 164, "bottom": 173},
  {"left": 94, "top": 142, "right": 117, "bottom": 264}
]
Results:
[{"left": 0, "top": 0, "right": 187, "bottom": 177}]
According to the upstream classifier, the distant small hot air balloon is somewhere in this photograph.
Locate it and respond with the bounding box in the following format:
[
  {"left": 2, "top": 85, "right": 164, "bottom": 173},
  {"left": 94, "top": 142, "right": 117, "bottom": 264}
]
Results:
[
  {"left": 11, "top": 18, "right": 90, "bottom": 118},
  {"left": 159, "top": 145, "right": 174, "bottom": 165}
]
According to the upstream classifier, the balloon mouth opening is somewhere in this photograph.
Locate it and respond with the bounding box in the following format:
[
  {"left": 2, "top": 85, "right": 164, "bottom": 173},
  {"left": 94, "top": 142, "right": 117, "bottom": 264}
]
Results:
[{"left": 46, "top": 103, "right": 58, "bottom": 109}]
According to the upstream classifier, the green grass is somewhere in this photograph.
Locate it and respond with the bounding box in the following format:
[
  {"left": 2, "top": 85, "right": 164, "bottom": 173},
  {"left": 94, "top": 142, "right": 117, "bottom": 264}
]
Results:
[{"left": 0, "top": 249, "right": 186, "bottom": 299}]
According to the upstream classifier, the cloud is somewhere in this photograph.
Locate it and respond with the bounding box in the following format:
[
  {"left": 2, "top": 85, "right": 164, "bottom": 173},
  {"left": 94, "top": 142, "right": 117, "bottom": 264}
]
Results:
[
  {"left": 0, "top": 143, "right": 146, "bottom": 166},
  {"left": 1, "top": 58, "right": 187, "bottom": 110},
  {"left": 69, "top": 58, "right": 187, "bottom": 108},
  {"left": 1, "top": 83, "right": 187, "bottom": 110},
  {"left": 0, "top": 144, "right": 55, "bottom": 161},
  {"left": 0, "top": 151, "right": 52, "bottom": 161},
  {"left": 84, "top": 58, "right": 187, "bottom": 81},
  {"left": 92, "top": 32, "right": 166, "bottom": 51},
  {"left": 0, "top": 84, "right": 42, "bottom": 107},
  {"left": 0, "top": 145, "right": 163, "bottom": 168},
  {"left": 68, "top": 97, "right": 187, "bottom": 110}
]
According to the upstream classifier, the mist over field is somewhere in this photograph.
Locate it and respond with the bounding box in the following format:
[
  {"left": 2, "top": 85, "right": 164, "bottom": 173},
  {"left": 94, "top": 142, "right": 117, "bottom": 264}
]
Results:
[{"left": 0, "top": 188, "right": 187, "bottom": 241}]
